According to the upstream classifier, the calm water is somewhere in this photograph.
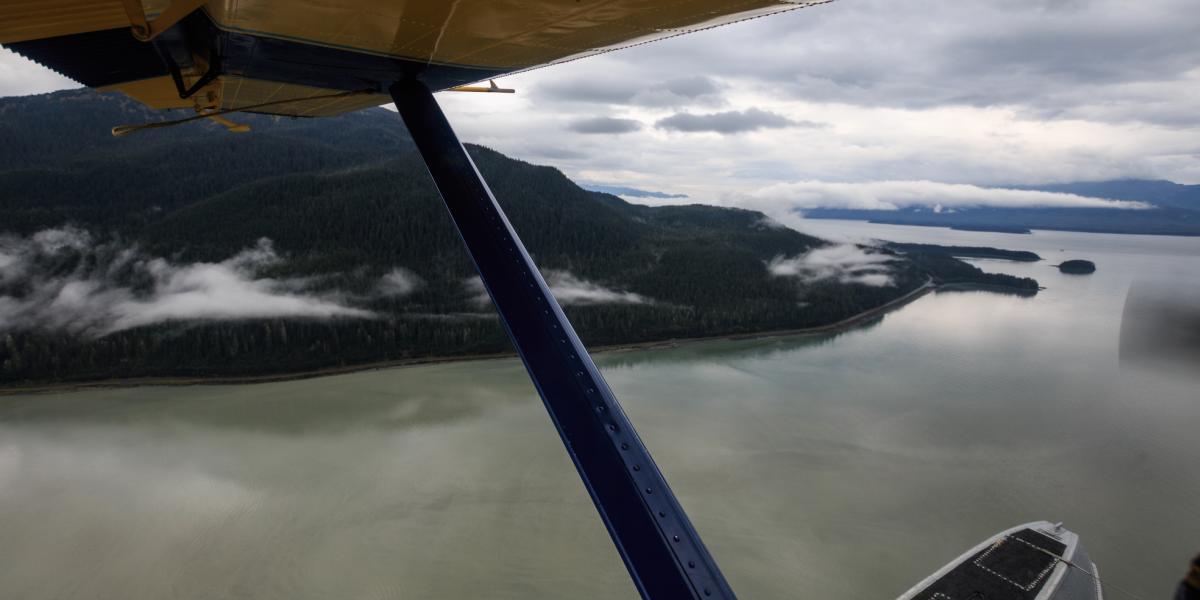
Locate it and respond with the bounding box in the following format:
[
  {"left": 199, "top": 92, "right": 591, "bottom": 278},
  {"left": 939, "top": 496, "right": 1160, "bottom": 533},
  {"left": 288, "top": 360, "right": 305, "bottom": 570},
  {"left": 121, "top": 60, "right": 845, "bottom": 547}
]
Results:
[{"left": 1, "top": 221, "right": 1197, "bottom": 599}]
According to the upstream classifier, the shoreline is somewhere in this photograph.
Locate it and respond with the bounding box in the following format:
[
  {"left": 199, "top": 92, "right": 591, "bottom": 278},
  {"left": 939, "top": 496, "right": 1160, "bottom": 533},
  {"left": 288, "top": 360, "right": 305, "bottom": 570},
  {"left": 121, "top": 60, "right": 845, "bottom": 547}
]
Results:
[{"left": 0, "top": 280, "right": 938, "bottom": 396}]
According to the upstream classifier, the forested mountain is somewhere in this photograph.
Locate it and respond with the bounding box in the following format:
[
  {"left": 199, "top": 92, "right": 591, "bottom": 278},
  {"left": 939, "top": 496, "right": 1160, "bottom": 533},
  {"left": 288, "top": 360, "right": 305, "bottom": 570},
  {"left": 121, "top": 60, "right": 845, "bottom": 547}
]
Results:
[
  {"left": 0, "top": 89, "right": 1031, "bottom": 386},
  {"left": 0, "top": 89, "right": 413, "bottom": 234}
]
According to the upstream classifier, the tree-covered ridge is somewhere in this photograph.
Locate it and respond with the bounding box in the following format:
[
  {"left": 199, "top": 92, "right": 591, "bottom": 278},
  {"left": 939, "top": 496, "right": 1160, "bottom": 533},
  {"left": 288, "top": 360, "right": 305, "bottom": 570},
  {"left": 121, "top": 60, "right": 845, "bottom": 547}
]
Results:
[
  {"left": 0, "top": 89, "right": 412, "bottom": 235},
  {"left": 885, "top": 243, "right": 1042, "bottom": 262},
  {"left": 0, "top": 89, "right": 1033, "bottom": 386}
]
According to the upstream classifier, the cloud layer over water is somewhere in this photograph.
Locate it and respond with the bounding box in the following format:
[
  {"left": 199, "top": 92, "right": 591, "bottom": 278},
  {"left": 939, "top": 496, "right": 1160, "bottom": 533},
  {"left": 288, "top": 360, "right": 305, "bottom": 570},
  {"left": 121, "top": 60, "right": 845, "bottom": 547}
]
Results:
[{"left": 738, "top": 180, "right": 1152, "bottom": 212}]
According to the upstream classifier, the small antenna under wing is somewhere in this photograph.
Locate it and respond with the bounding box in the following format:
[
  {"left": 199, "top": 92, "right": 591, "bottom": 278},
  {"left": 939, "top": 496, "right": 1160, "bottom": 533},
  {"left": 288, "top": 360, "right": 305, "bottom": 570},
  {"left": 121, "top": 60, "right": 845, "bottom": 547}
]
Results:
[{"left": 448, "top": 79, "right": 515, "bottom": 93}]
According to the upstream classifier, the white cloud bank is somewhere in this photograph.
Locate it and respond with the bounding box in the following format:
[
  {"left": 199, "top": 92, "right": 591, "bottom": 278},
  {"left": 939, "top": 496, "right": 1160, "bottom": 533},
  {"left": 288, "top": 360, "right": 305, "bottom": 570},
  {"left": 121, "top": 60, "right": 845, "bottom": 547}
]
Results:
[
  {"left": 734, "top": 180, "right": 1153, "bottom": 212},
  {"left": 464, "top": 270, "right": 648, "bottom": 308},
  {"left": 377, "top": 267, "right": 424, "bottom": 297},
  {"left": 0, "top": 228, "right": 373, "bottom": 336},
  {"left": 544, "top": 270, "right": 648, "bottom": 305},
  {"left": 767, "top": 244, "right": 896, "bottom": 287}
]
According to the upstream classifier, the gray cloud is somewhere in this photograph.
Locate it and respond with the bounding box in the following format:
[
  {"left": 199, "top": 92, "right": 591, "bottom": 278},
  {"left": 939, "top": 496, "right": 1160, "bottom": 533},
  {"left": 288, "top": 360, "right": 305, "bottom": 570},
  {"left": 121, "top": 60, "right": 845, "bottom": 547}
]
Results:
[
  {"left": 615, "top": 0, "right": 1200, "bottom": 127},
  {"left": 537, "top": 78, "right": 643, "bottom": 105},
  {"left": 568, "top": 116, "right": 643, "bottom": 134},
  {"left": 537, "top": 75, "right": 725, "bottom": 108},
  {"left": 4, "top": 0, "right": 1199, "bottom": 187},
  {"left": 376, "top": 267, "right": 423, "bottom": 297},
  {"left": 630, "top": 76, "right": 726, "bottom": 108},
  {"left": 543, "top": 270, "right": 648, "bottom": 305},
  {"left": 0, "top": 48, "right": 75, "bottom": 97},
  {"left": 0, "top": 228, "right": 372, "bottom": 336},
  {"left": 578, "top": 183, "right": 687, "bottom": 199},
  {"left": 663, "top": 76, "right": 721, "bottom": 98},
  {"left": 524, "top": 146, "right": 589, "bottom": 160},
  {"left": 767, "top": 244, "right": 896, "bottom": 287},
  {"left": 462, "top": 277, "right": 489, "bottom": 308},
  {"left": 655, "top": 108, "right": 820, "bottom": 134},
  {"left": 463, "top": 271, "right": 648, "bottom": 308}
]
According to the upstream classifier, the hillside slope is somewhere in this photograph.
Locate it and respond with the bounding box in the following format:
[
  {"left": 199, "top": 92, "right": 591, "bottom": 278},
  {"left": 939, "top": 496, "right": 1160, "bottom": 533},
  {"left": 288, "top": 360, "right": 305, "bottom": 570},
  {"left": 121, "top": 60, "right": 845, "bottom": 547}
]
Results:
[{"left": 0, "top": 89, "right": 1029, "bottom": 385}]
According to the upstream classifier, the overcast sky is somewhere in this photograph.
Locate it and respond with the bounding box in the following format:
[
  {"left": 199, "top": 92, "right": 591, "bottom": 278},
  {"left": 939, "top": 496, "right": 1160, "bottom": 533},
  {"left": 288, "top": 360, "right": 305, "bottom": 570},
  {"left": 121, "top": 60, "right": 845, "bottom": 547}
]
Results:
[{"left": 3, "top": 0, "right": 1197, "bottom": 212}]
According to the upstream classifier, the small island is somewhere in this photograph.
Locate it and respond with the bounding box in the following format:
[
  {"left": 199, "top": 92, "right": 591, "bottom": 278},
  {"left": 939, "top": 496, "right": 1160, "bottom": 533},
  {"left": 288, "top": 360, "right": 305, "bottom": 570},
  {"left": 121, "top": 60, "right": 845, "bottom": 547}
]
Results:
[
  {"left": 949, "top": 224, "right": 1033, "bottom": 235},
  {"left": 1058, "top": 259, "right": 1096, "bottom": 274}
]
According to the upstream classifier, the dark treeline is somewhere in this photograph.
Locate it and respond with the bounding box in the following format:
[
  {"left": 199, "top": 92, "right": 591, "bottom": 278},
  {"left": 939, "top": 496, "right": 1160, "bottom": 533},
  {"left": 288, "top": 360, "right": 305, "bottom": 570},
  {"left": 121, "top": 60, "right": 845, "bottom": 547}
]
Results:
[{"left": 0, "top": 89, "right": 1035, "bottom": 385}]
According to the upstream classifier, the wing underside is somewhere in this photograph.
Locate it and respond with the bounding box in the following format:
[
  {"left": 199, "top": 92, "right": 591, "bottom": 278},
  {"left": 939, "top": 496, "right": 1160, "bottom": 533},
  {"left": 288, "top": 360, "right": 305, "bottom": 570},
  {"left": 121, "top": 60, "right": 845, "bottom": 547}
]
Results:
[{"left": 2, "top": 0, "right": 821, "bottom": 117}]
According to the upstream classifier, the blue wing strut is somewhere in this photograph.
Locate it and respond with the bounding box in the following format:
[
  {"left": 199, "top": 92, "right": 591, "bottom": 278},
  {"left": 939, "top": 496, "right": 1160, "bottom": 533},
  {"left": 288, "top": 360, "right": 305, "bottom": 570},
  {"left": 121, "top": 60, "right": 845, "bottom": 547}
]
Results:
[{"left": 391, "top": 79, "right": 736, "bottom": 600}]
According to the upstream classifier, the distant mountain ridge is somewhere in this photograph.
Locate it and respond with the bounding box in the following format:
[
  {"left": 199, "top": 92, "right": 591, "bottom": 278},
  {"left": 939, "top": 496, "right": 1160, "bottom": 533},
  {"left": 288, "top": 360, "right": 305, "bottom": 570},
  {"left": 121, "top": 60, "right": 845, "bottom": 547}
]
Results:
[
  {"left": 1010, "top": 179, "right": 1200, "bottom": 211},
  {"left": 577, "top": 183, "right": 689, "bottom": 199},
  {"left": 803, "top": 179, "right": 1200, "bottom": 236}
]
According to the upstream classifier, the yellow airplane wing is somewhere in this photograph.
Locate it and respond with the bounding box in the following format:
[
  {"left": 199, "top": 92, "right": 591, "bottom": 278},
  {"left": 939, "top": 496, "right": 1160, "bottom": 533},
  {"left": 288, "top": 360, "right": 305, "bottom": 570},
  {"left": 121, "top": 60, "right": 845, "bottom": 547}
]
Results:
[{"left": 1, "top": 0, "right": 827, "bottom": 117}]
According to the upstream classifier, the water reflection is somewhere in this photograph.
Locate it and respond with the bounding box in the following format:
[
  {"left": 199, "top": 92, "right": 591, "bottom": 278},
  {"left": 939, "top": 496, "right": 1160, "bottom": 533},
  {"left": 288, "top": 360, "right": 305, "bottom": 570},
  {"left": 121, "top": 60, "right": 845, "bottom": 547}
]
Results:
[
  {"left": 0, "top": 360, "right": 537, "bottom": 435},
  {"left": 1, "top": 223, "right": 1198, "bottom": 600},
  {"left": 1120, "top": 276, "right": 1200, "bottom": 381},
  {"left": 597, "top": 314, "right": 887, "bottom": 370}
]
